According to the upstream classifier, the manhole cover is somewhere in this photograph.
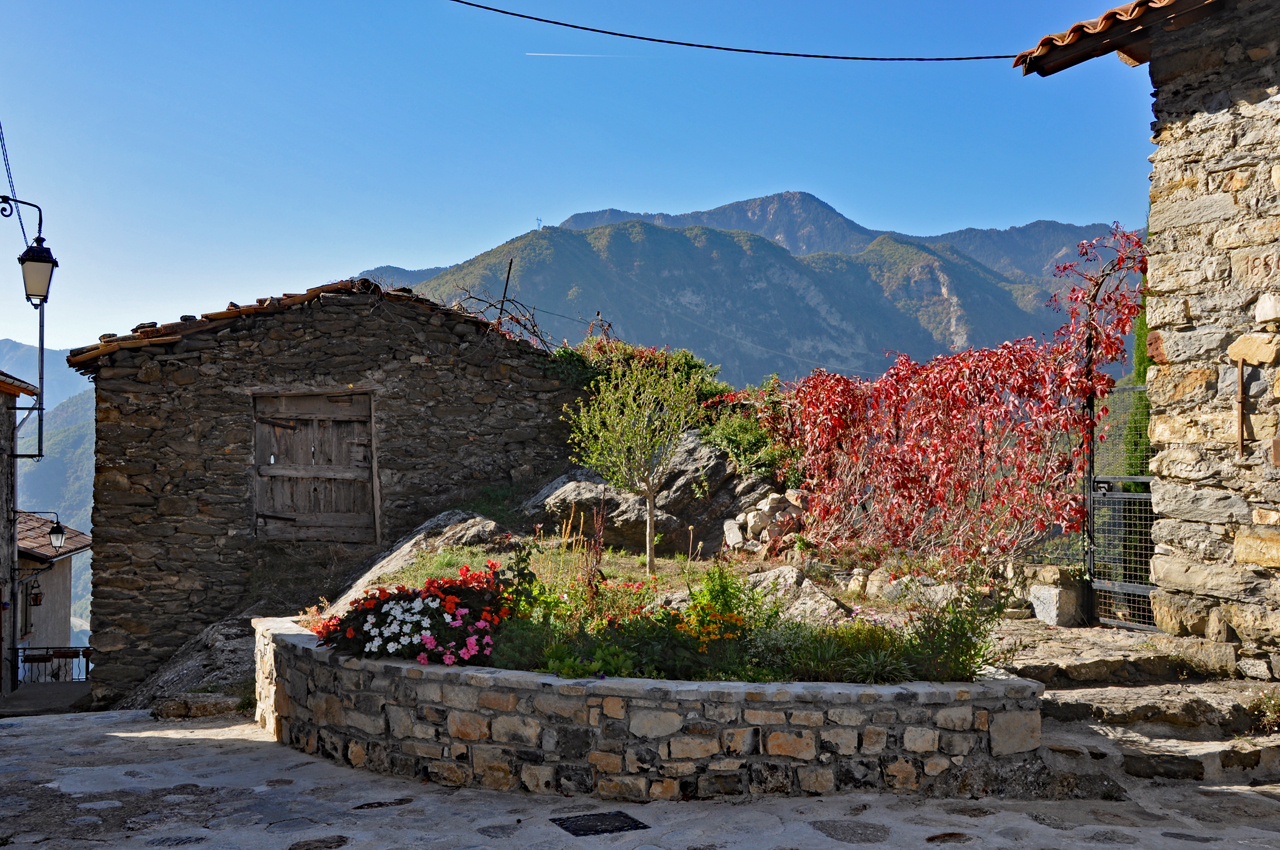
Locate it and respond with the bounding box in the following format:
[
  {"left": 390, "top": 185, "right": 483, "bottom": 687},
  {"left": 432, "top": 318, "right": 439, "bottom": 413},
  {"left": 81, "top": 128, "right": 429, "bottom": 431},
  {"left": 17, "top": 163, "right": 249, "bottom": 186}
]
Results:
[{"left": 551, "top": 811, "right": 650, "bottom": 837}]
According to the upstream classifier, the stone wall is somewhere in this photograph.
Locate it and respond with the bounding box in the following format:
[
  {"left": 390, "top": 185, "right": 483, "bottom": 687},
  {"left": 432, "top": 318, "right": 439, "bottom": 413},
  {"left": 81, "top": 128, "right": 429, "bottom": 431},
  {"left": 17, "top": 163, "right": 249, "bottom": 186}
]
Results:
[
  {"left": 1144, "top": 0, "right": 1280, "bottom": 648},
  {"left": 1, "top": 392, "right": 15, "bottom": 697},
  {"left": 254, "top": 618, "right": 1045, "bottom": 800},
  {"left": 73, "top": 282, "right": 577, "bottom": 706}
]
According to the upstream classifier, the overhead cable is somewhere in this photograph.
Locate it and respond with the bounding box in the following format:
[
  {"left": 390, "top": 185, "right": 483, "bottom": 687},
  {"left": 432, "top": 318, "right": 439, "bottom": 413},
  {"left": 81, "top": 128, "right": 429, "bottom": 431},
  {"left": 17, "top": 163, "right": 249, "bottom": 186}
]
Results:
[
  {"left": 0, "top": 117, "right": 27, "bottom": 245},
  {"left": 444, "top": 0, "right": 1017, "bottom": 62}
]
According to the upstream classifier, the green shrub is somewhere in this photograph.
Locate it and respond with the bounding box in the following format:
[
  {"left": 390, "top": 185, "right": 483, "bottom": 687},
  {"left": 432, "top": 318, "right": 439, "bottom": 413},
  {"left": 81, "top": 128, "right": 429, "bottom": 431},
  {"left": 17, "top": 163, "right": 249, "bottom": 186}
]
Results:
[
  {"left": 905, "top": 591, "right": 1004, "bottom": 682},
  {"left": 702, "top": 410, "right": 799, "bottom": 483},
  {"left": 1249, "top": 689, "right": 1280, "bottom": 735}
]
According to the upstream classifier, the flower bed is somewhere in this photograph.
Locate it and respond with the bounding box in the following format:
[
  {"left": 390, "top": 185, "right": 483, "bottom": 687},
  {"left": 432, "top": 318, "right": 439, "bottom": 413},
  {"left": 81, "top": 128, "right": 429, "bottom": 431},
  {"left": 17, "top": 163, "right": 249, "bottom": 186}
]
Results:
[{"left": 255, "top": 617, "right": 1046, "bottom": 799}]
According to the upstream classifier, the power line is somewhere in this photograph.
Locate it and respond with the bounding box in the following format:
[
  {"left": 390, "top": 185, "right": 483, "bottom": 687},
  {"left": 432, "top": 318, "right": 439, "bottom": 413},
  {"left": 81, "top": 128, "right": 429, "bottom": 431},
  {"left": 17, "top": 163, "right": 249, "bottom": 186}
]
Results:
[
  {"left": 445, "top": 0, "right": 1017, "bottom": 62},
  {"left": 0, "top": 117, "right": 27, "bottom": 245}
]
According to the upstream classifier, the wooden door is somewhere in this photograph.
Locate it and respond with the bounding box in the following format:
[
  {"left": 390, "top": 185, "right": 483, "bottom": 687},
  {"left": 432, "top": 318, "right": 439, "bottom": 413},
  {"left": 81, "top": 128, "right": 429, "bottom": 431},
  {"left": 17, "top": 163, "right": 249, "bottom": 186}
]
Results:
[{"left": 253, "top": 393, "right": 377, "bottom": 543}]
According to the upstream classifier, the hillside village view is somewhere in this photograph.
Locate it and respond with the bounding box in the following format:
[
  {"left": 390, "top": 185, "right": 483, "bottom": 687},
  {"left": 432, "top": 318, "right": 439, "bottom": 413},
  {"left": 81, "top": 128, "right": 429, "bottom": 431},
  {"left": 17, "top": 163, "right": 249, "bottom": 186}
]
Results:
[{"left": 1, "top": 1, "right": 1279, "bottom": 848}]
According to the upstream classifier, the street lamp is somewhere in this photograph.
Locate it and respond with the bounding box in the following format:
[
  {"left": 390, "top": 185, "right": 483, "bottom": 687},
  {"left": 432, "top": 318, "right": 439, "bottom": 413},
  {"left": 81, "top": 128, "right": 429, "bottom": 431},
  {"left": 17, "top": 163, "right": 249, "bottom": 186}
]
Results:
[
  {"left": 1, "top": 194, "right": 56, "bottom": 460},
  {"left": 18, "top": 236, "right": 56, "bottom": 306}
]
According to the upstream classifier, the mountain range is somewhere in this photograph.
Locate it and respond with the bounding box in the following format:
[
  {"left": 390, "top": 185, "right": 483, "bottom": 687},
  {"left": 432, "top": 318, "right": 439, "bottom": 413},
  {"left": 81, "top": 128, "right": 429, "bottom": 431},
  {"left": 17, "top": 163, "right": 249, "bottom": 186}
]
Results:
[{"left": 366, "top": 192, "right": 1112, "bottom": 387}]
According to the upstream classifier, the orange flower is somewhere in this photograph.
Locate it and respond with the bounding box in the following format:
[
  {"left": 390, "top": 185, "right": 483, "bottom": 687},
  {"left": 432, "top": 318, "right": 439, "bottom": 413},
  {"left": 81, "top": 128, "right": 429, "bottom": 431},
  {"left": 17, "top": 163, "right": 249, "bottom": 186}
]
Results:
[{"left": 345, "top": 627, "right": 355, "bottom": 639}]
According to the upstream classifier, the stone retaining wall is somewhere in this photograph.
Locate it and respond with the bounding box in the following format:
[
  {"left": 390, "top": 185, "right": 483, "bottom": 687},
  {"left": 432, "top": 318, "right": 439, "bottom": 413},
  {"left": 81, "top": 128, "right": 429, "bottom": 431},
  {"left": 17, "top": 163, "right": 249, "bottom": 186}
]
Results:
[{"left": 255, "top": 618, "right": 1046, "bottom": 800}]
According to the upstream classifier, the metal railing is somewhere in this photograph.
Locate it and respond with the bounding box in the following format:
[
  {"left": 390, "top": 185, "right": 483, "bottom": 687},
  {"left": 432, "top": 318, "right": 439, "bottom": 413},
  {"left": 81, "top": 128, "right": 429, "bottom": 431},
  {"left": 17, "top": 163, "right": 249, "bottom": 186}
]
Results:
[{"left": 14, "top": 647, "right": 92, "bottom": 684}]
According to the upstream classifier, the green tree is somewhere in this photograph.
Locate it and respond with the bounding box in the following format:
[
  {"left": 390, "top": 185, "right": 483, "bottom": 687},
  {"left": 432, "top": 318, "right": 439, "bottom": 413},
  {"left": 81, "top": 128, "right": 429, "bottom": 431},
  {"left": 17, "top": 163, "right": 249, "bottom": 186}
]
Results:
[{"left": 567, "top": 359, "right": 700, "bottom": 574}]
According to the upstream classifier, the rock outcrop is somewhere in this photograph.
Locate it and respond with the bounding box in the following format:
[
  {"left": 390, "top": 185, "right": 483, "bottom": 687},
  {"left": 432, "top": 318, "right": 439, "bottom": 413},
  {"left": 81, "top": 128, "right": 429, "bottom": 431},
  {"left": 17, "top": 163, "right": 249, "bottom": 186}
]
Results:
[{"left": 520, "top": 431, "right": 776, "bottom": 555}]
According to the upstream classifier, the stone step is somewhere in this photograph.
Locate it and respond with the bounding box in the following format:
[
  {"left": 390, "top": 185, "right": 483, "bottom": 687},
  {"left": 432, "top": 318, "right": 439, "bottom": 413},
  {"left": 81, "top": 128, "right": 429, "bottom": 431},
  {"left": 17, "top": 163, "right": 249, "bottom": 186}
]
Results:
[
  {"left": 1042, "top": 718, "right": 1280, "bottom": 785},
  {"left": 1043, "top": 683, "right": 1259, "bottom": 741}
]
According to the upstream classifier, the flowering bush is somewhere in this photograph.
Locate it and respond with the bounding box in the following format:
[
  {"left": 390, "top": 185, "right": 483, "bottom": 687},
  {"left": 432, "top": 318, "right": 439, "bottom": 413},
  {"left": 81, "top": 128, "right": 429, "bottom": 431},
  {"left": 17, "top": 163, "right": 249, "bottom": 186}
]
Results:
[{"left": 312, "top": 563, "right": 510, "bottom": 666}]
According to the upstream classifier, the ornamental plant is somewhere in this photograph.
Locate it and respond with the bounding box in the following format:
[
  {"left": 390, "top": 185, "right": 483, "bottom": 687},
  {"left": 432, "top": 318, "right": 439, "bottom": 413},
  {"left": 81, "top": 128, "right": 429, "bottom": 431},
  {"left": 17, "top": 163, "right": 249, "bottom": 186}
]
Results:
[
  {"left": 727, "top": 225, "right": 1146, "bottom": 578},
  {"left": 312, "top": 563, "right": 510, "bottom": 666},
  {"left": 566, "top": 357, "right": 701, "bottom": 574}
]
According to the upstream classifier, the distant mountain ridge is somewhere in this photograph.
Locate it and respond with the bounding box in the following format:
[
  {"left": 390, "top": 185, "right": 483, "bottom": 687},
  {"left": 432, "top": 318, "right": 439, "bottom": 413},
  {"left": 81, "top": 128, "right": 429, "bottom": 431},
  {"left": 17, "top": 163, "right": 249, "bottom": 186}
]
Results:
[
  {"left": 561, "top": 191, "right": 1112, "bottom": 298},
  {"left": 356, "top": 265, "right": 452, "bottom": 289},
  {"left": 416, "top": 218, "right": 1063, "bottom": 387}
]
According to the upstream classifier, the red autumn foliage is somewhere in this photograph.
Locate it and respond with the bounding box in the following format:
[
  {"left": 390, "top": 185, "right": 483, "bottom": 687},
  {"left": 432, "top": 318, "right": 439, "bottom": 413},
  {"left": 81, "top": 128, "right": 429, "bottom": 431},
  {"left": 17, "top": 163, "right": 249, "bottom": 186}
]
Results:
[{"left": 733, "top": 225, "right": 1146, "bottom": 576}]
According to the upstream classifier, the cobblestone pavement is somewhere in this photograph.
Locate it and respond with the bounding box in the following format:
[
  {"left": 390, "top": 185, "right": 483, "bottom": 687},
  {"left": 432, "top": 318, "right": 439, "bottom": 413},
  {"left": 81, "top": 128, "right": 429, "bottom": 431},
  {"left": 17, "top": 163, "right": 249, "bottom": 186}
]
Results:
[{"left": 3, "top": 711, "right": 1280, "bottom": 849}]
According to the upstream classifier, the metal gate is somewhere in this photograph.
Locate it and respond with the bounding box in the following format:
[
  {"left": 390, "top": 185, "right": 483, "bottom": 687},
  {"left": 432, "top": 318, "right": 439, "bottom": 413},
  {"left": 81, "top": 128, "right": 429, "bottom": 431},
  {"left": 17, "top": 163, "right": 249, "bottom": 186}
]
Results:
[{"left": 1088, "top": 384, "right": 1157, "bottom": 630}]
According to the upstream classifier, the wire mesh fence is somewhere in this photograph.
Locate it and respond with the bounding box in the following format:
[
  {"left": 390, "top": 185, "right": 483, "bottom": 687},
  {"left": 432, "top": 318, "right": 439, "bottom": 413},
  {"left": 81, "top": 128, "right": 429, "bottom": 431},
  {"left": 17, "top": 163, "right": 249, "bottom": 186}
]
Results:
[{"left": 1018, "top": 385, "right": 1158, "bottom": 630}]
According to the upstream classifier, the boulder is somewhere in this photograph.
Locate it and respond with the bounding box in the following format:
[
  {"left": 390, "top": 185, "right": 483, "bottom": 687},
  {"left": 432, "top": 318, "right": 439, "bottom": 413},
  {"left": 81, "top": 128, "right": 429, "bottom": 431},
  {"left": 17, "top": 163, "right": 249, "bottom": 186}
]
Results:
[
  {"left": 865, "top": 567, "right": 893, "bottom": 599},
  {"left": 517, "top": 430, "right": 779, "bottom": 555},
  {"left": 723, "top": 520, "right": 745, "bottom": 551},
  {"left": 1028, "top": 584, "right": 1086, "bottom": 627}
]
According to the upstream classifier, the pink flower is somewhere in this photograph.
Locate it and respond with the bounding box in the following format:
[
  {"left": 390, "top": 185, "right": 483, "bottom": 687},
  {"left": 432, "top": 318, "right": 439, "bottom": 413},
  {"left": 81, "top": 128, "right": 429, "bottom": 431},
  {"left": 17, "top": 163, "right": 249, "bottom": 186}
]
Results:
[
  {"left": 456, "top": 608, "right": 469, "bottom": 616},
  {"left": 421, "top": 635, "right": 437, "bottom": 649},
  {"left": 473, "top": 619, "right": 489, "bottom": 630},
  {"left": 416, "top": 652, "right": 430, "bottom": 666},
  {"left": 466, "top": 636, "right": 479, "bottom": 653},
  {"left": 483, "top": 648, "right": 492, "bottom": 655},
  {"left": 482, "top": 635, "right": 493, "bottom": 645},
  {"left": 459, "top": 647, "right": 474, "bottom": 660},
  {"left": 442, "top": 653, "right": 456, "bottom": 666}
]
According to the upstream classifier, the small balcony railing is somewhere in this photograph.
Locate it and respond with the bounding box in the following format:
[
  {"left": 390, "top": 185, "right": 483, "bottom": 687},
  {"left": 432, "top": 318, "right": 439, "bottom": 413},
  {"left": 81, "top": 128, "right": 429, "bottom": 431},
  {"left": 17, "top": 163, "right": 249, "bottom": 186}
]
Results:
[{"left": 14, "top": 647, "right": 92, "bottom": 684}]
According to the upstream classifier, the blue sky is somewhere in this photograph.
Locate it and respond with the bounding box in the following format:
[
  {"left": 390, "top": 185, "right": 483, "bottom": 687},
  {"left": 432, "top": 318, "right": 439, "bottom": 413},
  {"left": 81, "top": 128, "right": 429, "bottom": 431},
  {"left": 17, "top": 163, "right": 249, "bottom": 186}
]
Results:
[{"left": 0, "top": 1, "right": 1155, "bottom": 349}]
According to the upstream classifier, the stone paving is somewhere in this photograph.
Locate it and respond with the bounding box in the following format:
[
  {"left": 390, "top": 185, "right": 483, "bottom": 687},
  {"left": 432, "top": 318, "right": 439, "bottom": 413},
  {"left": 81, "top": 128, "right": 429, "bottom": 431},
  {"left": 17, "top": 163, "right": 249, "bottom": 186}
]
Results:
[{"left": 3, "top": 712, "right": 1280, "bottom": 848}]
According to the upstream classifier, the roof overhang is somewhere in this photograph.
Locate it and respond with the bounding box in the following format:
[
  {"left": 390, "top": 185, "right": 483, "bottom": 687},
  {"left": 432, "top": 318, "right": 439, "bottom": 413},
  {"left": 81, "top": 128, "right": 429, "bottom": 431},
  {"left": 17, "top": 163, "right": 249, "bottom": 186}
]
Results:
[
  {"left": 1014, "top": 0, "right": 1221, "bottom": 77},
  {"left": 0, "top": 369, "right": 38, "bottom": 398}
]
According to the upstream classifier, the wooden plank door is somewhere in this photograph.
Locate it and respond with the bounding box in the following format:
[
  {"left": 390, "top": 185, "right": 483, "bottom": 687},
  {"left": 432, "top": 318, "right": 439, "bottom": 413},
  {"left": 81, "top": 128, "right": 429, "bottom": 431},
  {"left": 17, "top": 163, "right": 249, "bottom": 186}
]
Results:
[{"left": 253, "top": 393, "right": 376, "bottom": 543}]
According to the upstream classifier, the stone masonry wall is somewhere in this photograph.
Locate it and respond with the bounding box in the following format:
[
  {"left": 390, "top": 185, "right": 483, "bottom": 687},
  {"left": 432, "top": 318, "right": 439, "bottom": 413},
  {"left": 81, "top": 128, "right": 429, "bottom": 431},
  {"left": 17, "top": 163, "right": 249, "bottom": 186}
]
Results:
[
  {"left": 1144, "top": 0, "right": 1280, "bottom": 651},
  {"left": 1, "top": 393, "right": 15, "bottom": 697},
  {"left": 254, "top": 618, "right": 1045, "bottom": 800},
  {"left": 80, "top": 286, "right": 577, "bottom": 706}
]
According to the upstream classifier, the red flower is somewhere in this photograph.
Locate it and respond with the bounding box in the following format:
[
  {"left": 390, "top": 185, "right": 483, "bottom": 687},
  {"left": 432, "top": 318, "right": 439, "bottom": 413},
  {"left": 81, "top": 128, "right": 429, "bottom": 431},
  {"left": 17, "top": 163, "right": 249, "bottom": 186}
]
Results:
[{"left": 345, "top": 627, "right": 355, "bottom": 639}]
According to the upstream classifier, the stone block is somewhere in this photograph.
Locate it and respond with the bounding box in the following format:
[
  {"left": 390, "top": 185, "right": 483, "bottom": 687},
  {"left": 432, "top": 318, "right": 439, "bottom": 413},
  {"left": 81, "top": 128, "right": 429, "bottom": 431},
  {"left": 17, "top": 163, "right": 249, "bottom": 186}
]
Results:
[
  {"left": 1257, "top": 294, "right": 1280, "bottom": 324},
  {"left": 924, "top": 755, "right": 952, "bottom": 777},
  {"left": 1228, "top": 334, "right": 1280, "bottom": 365},
  {"left": 705, "top": 702, "right": 739, "bottom": 723},
  {"left": 744, "top": 708, "right": 786, "bottom": 725},
  {"left": 491, "top": 715, "right": 541, "bottom": 746},
  {"left": 1152, "top": 481, "right": 1250, "bottom": 524},
  {"left": 472, "top": 745, "right": 517, "bottom": 791},
  {"left": 309, "top": 693, "right": 346, "bottom": 727},
  {"left": 345, "top": 710, "right": 387, "bottom": 737},
  {"left": 601, "top": 697, "right": 626, "bottom": 719},
  {"left": 649, "top": 778, "right": 679, "bottom": 800},
  {"left": 629, "top": 710, "right": 682, "bottom": 739},
  {"left": 789, "top": 710, "right": 824, "bottom": 726},
  {"left": 520, "top": 764, "right": 556, "bottom": 794},
  {"left": 446, "top": 711, "right": 491, "bottom": 741},
  {"left": 988, "top": 711, "right": 1041, "bottom": 756},
  {"left": 1151, "top": 553, "right": 1263, "bottom": 599},
  {"left": 668, "top": 736, "right": 720, "bottom": 759},
  {"left": 347, "top": 740, "right": 366, "bottom": 768},
  {"left": 587, "top": 751, "right": 624, "bottom": 773},
  {"left": 1028, "top": 585, "right": 1086, "bottom": 628},
  {"left": 797, "top": 766, "right": 835, "bottom": 795},
  {"left": 940, "top": 732, "right": 976, "bottom": 756},
  {"left": 598, "top": 775, "right": 649, "bottom": 801},
  {"left": 819, "top": 728, "right": 860, "bottom": 755},
  {"left": 827, "top": 708, "right": 866, "bottom": 726},
  {"left": 1150, "top": 589, "right": 1212, "bottom": 637},
  {"left": 883, "top": 757, "right": 919, "bottom": 792},
  {"left": 478, "top": 691, "right": 518, "bottom": 712},
  {"left": 1147, "top": 366, "right": 1216, "bottom": 405},
  {"left": 1236, "top": 527, "right": 1280, "bottom": 568},
  {"left": 1159, "top": 635, "right": 1239, "bottom": 675},
  {"left": 903, "top": 727, "right": 939, "bottom": 753},
  {"left": 861, "top": 726, "right": 888, "bottom": 754},
  {"left": 1239, "top": 658, "right": 1273, "bottom": 680},
  {"left": 697, "top": 773, "right": 745, "bottom": 797},
  {"left": 722, "top": 727, "right": 759, "bottom": 755},
  {"left": 749, "top": 761, "right": 794, "bottom": 794},
  {"left": 429, "top": 760, "right": 473, "bottom": 787},
  {"left": 765, "top": 730, "right": 816, "bottom": 760},
  {"left": 932, "top": 705, "right": 973, "bottom": 732}
]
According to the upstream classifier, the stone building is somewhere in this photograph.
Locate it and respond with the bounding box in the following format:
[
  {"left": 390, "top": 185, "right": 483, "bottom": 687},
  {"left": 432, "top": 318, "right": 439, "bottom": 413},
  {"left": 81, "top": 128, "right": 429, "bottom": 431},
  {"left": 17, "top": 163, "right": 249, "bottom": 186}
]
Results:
[
  {"left": 15, "top": 512, "right": 92, "bottom": 653},
  {"left": 1017, "top": 0, "right": 1280, "bottom": 643},
  {"left": 67, "top": 279, "right": 577, "bottom": 706},
  {"left": 0, "top": 370, "right": 37, "bottom": 696}
]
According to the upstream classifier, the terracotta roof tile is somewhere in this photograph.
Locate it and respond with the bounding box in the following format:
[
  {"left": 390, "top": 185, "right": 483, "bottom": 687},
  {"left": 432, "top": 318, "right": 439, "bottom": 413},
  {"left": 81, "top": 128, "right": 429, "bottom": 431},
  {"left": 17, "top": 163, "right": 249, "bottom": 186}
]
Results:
[
  {"left": 1014, "top": 0, "right": 1219, "bottom": 76},
  {"left": 66, "top": 278, "right": 496, "bottom": 374},
  {"left": 16, "top": 512, "right": 92, "bottom": 562},
  {"left": 0, "top": 368, "right": 37, "bottom": 398}
]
